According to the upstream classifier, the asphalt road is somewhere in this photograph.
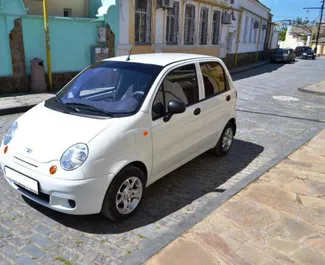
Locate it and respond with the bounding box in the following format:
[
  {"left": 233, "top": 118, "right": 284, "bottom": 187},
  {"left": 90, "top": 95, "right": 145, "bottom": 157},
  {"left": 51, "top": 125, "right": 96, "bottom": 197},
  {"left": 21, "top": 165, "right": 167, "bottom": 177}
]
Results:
[{"left": 0, "top": 58, "right": 325, "bottom": 265}]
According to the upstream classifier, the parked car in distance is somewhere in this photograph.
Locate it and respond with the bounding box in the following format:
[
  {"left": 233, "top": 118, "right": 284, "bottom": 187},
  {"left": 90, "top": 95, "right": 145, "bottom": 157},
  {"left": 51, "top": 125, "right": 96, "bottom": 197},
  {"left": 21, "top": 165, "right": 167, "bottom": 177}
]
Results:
[
  {"left": 270, "top": 48, "right": 296, "bottom": 63},
  {"left": 294, "top": 46, "right": 316, "bottom": 59},
  {"left": 0, "top": 53, "right": 237, "bottom": 221}
]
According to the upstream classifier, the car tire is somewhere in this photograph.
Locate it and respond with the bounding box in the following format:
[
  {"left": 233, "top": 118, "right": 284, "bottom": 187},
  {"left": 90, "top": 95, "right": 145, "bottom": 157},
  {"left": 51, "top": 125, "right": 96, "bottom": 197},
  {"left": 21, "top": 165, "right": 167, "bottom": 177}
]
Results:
[
  {"left": 211, "top": 122, "right": 235, "bottom": 157},
  {"left": 101, "top": 165, "right": 146, "bottom": 222}
]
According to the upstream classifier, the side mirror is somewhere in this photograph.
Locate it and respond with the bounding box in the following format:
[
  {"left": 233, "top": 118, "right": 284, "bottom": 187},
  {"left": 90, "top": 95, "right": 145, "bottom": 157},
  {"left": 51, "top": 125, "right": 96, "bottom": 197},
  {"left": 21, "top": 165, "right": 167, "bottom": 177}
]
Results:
[{"left": 163, "top": 100, "right": 186, "bottom": 122}]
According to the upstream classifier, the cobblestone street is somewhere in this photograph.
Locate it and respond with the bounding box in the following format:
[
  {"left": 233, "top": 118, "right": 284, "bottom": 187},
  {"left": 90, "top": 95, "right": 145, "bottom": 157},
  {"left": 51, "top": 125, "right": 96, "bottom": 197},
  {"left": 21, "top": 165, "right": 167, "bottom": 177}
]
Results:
[{"left": 1, "top": 58, "right": 325, "bottom": 265}]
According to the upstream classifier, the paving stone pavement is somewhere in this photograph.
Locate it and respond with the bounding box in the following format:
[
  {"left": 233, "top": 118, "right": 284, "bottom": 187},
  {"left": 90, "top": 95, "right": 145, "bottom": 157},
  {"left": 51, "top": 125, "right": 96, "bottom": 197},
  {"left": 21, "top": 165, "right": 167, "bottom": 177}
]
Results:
[
  {"left": 145, "top": 130, "right": 325, "bottom": 265},
  {"left": 0, "top": 58, "right": 325, "bottom": 264}
]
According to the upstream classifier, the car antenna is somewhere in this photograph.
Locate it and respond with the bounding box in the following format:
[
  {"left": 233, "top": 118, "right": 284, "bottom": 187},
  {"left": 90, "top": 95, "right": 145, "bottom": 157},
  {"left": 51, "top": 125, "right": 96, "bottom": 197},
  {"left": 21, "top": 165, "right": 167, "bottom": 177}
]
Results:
[{"left": 126, "top": 48, "right": 132, "bottom": 61}]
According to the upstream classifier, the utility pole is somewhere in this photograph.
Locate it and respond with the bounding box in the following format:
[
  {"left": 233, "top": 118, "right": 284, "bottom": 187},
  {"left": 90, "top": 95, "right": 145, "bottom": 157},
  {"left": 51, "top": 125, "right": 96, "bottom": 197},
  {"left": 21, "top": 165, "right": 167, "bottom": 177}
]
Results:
[
  {"left": 43, "top": 0, "right": 53, "bottom": 90},
  {"left": 303, "top": 0, "right": 325, "bottom": 54}
]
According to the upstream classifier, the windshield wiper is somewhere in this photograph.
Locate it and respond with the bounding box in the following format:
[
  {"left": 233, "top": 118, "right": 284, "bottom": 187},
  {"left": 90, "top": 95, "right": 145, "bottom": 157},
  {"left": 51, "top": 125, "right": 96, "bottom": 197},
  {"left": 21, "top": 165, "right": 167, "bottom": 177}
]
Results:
[
  {"left": 64, "top": 102, "right": 115, "bottom": 117},
  {"left": 55, "top": 97, "right": 82, "bottom": 113}
]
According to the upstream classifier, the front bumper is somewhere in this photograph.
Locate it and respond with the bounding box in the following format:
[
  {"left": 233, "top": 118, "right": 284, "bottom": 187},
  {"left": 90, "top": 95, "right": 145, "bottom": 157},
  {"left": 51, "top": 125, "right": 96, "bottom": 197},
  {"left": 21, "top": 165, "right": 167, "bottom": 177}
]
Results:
[
  {"left": 1, "top": 153, "right": 113, "bottom": 215},
  {"left": 301, "top": 54, "right": 314, "bottom": 59}
]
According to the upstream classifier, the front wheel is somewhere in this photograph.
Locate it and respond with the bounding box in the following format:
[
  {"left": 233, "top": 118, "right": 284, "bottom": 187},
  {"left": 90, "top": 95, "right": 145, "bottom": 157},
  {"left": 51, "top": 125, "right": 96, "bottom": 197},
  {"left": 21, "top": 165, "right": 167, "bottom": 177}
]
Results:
[
  {"left": 211, "top": 123, "right": 235, "bottom": 157},
  {"left": 101, "top": 166, "right": 145, "bottom": 221}
]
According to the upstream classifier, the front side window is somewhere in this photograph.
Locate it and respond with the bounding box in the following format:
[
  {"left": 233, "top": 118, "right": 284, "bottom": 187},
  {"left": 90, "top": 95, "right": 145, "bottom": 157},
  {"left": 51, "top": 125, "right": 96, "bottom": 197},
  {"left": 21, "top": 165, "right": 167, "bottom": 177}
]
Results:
[
  {"left": 200, "top": 62, "right": 227, "bottom": 98},
  {"left": 212, "top": 10, "right": 221, "bottom": 44},
  {"left": 166, "top": 1, "right": 180, "bottom": 44},
  {"left": 152, "top": 64, "right": 199, "bottom": 120},
  {"left": 135, "top": 0, "right": 152, "bottom": 44},
  {"left": 199, "top": 7, "right": 209, "bottom": 45},
  {"left": 184, "top": 5, "right": 196, "bottom": 44},
  {"left": 55, "top": 61, "right": 162, "bottom": 117}
]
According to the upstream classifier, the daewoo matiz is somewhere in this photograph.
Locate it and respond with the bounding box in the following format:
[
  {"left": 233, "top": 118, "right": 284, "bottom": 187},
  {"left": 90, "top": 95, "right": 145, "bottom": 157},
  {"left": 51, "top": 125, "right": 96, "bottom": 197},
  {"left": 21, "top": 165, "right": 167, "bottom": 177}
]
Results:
[{"left": 0, "top": 53, "right": 237, "bottom": 221}]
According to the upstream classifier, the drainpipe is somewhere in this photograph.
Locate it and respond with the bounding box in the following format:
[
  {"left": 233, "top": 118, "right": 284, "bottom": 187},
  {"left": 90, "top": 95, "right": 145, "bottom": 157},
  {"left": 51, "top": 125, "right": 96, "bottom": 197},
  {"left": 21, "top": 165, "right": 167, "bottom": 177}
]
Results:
[
  {"left": 255, "top": 18, "right": 262, "bottom": 62},
  {"left": 42, "top": 0, "right": 52, "bottom": 90},
  {"left": 234, "top": 7, "right": 244, "bottom": 67}
]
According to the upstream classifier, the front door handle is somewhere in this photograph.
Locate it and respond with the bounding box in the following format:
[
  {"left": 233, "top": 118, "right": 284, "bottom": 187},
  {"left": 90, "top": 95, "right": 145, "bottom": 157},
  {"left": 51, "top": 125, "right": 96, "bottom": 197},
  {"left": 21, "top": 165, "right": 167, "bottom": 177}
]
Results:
[
  {"left": 226, "top": 95, "right": 231, "bottom": 101},
  {"left": 194, "top": 108, "right": 201, "bottom": 116}
]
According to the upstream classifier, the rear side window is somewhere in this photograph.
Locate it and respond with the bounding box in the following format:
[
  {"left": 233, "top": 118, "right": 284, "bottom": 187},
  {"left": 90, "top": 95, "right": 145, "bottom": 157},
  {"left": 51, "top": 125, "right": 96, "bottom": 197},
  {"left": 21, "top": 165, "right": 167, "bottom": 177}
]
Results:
[
  {"left": 152, "top": 63, "right": 199, "bottom": 120},
  {"left": 200, "top": 61, "right": 227, "bottom": 99}
]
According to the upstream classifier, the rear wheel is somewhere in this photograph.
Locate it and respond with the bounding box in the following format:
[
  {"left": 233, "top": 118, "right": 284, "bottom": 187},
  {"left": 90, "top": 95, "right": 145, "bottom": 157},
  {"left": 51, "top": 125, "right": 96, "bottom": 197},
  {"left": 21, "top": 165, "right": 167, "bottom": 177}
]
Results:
[
  {"left": 211, "top": 123, "right": 235, "bottom": 157},
  {"left": 101, "top": 166, "right": 145, "bottom": 221}
]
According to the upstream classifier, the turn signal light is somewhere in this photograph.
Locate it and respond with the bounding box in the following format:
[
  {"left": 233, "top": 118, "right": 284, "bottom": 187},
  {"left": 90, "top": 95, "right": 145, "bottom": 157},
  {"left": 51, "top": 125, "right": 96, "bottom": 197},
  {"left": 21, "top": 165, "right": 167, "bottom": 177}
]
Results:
[
  {"left": 4, "top": 146, "right": 8, "bottom": 154},
  {"left": 49, "top": 165, "right": 57, "bottom": 175}
]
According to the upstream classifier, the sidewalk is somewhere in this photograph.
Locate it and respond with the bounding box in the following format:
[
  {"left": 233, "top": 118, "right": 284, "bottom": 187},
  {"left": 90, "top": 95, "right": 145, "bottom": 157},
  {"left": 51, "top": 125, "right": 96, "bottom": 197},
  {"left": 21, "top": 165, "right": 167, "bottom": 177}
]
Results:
[
  {"left": 299, "top": 80, "right": 325, "bottom": 96},
  {"left": 0, "top": 60, "right": 269, "bottom": 116},
  {"left": 0, "top": 93, "right": 53, "bottom": 116},
  {"left": 145, "top": 130, "right": 325, "bottom": 265}
]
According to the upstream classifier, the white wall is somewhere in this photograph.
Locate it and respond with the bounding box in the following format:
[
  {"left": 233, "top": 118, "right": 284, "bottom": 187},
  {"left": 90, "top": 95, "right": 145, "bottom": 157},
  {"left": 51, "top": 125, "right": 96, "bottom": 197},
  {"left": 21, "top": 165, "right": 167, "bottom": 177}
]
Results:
[
  {"left": 23, "top": 0, "right": 87, "bottom": 17},
  {"left": 119, "top": 0, "right": 129, "bottom": 44},
  {"left": 235, "top": 0, "right": 270, "bottom": 54}
]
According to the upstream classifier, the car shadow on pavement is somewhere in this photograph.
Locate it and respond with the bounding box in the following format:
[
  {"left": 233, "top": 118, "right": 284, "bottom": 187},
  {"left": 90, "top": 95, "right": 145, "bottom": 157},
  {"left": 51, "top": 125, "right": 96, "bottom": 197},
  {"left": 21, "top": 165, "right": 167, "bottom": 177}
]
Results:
[
  {"left": 232, "top": 62, "right": 286, "bottom": 81},
  {"left": 24, "top": 139, "right": 264, "bottom": 234}
]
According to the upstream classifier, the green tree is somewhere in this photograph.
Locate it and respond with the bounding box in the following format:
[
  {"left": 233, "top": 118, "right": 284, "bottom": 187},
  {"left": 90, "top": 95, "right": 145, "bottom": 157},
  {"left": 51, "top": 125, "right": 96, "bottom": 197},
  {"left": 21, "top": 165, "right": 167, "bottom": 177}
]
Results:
[{"left": 279, "top": 27, "right": 287, "bottom": 41}]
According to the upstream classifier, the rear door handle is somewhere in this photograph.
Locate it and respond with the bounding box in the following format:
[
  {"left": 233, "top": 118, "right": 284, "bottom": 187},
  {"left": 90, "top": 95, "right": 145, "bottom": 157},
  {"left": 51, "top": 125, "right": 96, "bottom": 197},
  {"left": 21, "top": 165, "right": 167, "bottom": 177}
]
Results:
[
  {"left": 226, "top": 95, "right": 231, "bottom": 101},
  {"left": 194, "top": 108, "right": 201, "bottom": 116}
]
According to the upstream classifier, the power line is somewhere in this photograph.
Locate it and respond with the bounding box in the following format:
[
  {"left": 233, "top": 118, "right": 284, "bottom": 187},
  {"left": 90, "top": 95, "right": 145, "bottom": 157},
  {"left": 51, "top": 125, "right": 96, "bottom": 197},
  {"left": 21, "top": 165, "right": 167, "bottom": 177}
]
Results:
[{"left": 303, "top": 0, "right": 325, "bottom": 53}]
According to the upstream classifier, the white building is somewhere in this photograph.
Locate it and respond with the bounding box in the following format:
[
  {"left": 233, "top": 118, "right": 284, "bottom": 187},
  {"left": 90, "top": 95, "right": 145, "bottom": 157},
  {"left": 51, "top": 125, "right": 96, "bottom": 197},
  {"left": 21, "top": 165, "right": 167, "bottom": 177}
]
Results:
[{"left": 114, "top": 0, "right": 278, "bottom": 67}]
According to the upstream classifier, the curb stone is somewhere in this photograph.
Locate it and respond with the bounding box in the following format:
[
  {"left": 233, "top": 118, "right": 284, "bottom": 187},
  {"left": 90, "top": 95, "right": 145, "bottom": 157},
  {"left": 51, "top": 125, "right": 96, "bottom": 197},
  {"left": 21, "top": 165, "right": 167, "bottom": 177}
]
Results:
[
  {"left": 0, "top": 105, "right": 35, "bottom": 116},
  {"left": 298, "top": 87, "right": 325, "bottom": 96},
  {"left": 230, "top": 61, "right": 270, "bottom": 75},
  {"left": 121, "top": 128, "right": 322, "bottom": 265}
]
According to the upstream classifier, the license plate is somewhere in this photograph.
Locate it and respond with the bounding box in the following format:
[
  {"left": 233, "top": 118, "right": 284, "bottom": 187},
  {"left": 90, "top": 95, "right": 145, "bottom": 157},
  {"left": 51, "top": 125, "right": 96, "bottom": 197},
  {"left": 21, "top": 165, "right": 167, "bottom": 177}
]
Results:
[{"left": 5, "top": 168, "right": 39, "bottom": 194}]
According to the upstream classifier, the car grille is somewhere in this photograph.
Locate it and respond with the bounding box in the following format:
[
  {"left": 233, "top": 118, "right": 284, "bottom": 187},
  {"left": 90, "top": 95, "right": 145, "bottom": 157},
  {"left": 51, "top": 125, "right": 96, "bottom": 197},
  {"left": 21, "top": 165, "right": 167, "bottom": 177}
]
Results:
[{"left": 13, "top": 156, "right": 38, "bottom": 168}]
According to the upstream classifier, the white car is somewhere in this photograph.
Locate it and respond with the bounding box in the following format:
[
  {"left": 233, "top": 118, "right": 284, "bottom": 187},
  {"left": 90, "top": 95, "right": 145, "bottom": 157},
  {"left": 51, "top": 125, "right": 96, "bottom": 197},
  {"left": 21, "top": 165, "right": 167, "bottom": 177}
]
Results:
[{"left": 0, "top": 53, "right": 237, "bottom": 221}]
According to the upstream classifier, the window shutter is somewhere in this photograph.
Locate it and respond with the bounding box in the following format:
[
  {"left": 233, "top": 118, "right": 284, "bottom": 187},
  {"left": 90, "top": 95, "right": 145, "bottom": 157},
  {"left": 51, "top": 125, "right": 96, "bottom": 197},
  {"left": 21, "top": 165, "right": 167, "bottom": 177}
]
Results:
[
  {"left": 191, "top": 6, "right": 195, "bottom": 44},
  {"left": 146, "top": 0, "right": 152, "bottom": 44},
  {"left": 174, "top": 2, "right": 179, "bottom": 43}
]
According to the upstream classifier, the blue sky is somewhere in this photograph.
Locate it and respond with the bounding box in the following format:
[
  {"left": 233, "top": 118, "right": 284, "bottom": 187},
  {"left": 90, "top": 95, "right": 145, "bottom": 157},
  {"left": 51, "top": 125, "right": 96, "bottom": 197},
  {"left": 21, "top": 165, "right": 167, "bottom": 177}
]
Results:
[{"left": 260, "top": 0, "right": 322, "bottom": 23}]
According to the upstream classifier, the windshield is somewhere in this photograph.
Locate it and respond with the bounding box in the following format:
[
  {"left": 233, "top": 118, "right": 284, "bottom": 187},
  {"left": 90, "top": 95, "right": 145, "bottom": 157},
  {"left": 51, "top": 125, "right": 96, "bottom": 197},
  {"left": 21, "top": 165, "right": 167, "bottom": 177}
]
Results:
[
  {"left": 275, "top": 49, "right": 288, "bottom": 54},
  {"left": 301, "top": 47, "right": 312, "bottom": 52},
  {"left": 56, "top": 61, "right": 163, "bottom": 117}
]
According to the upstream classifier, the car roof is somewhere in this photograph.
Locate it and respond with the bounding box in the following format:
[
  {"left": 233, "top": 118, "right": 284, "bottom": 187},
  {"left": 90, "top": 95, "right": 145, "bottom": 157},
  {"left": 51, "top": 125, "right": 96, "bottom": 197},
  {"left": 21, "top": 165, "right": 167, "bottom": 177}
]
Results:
[{"left": 104, "top": 53, "right": 216, "bottom": 66}]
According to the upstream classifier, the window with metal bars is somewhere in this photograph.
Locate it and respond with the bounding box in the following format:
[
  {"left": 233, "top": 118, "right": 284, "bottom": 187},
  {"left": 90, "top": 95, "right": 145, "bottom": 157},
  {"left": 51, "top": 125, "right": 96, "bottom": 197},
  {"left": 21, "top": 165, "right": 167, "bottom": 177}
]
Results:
[
  {"left": 135, "top": 0, "right": 152, "bottom": 44},
  {"left": 249, "top": 17, "right": 253, "bottom": 42},
  {"left": 199, "top": 7, "right": 209, "bottom": 45},
  {"left": 212, "top": 10, "right": 221, "bottom": 45},
  {"left": 184, "top": 5, "right": 195, "bottom": 44},
  {"left": 166, "top": 1, "right": 180, "bottom": 44},
  {"left": 243, "top": 15, "right": 249, "bottom": 42}
]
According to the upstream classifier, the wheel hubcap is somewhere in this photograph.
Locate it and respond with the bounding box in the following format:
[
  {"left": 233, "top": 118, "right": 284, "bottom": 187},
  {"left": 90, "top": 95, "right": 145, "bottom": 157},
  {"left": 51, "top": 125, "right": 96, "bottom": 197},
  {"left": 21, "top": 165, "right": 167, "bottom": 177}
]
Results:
[
  {"left": 221, "top": 128, "right": 233, "bottom": 152},
  {"left": 116, "top": 176, "right": 143, "bottom": 215}
]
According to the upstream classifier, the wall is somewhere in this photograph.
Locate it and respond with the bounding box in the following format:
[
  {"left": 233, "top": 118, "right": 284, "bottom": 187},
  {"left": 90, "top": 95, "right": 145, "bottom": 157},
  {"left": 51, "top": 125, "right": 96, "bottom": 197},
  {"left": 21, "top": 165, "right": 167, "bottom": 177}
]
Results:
[
  {"left": 0, "top": 15, "right": 12, "bottom": 76},
  {"left": 22, "top": 16, "right": 103, "bottom": 74},
  {"left": 118, "top": 0, "right": 224, "bottom": 57},
  {"left": 23, "top": 0, "right": 87, "bottom": 17},
  {"left": 235, "top": 0, "right": 270, "bottom": 54}
]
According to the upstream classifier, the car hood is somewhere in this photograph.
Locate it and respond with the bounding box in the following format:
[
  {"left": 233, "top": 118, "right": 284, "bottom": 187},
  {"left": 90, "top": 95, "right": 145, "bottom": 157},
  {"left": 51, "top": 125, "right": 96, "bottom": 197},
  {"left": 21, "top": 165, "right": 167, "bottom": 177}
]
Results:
[{"left": 10, "top": 103, "right": 113, "bottom": 163}]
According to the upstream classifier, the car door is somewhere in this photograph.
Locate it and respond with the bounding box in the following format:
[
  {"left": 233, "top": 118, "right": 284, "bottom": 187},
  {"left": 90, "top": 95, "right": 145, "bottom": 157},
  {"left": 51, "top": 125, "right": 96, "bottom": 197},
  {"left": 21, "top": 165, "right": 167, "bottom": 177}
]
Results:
[
  {"left": 197, "top": 60, "right": 235, "bottom": 150},
  {"left": 150, "top": 63, "right": 203, "bottom": 178}
]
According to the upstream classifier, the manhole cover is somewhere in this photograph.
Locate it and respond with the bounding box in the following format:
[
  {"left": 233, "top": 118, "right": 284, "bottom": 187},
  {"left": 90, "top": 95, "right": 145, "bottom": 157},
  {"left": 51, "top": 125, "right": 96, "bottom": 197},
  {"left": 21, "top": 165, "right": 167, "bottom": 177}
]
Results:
[{"left": 272, "top": 96, "right": 300, "bottom": 102}]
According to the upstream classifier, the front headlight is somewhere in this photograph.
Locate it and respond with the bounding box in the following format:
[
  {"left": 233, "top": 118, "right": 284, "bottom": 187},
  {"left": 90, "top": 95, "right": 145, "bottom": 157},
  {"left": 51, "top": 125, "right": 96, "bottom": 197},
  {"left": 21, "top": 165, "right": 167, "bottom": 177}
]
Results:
[
  {"left": 60, "top": 143, "right": 89, "bottom": 171},
  {"left": 303, "top": 53, "right": 307, "bottom": 56},
  {"left": 3, "top": 122, "right": 18, "bottom": 145}
]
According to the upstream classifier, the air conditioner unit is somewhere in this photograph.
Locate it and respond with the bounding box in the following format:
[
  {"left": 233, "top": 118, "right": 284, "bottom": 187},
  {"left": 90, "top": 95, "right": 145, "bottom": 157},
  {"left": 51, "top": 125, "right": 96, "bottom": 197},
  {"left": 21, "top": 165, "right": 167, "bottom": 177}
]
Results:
[
  {"left": 254, "top": 21, "right": 260, "bottom": 28},
  {"left": 157, "top": 0, "right": 174, "bottom": 9},
  {"left": 222, "top": 13, "right": 232, "bottom": 24}
]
